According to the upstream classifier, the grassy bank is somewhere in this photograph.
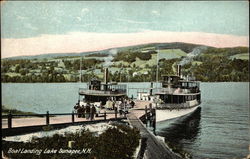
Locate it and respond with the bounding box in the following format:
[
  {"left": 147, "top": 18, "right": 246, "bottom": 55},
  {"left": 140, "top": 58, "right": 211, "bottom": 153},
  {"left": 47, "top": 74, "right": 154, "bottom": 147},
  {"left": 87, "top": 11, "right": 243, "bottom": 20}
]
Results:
[
  {"left": 2, "top": 123, "right": 140, "bottom": 159},
  {"left": 2, "top": 105, "right": 37, "bottom": 117}
]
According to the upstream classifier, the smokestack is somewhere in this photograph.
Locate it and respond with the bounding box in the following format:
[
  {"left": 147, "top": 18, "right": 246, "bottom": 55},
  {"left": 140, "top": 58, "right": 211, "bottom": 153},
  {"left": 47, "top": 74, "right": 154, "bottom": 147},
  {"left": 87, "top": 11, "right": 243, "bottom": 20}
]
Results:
[
  {"left": 104, "top": 68, "right": 109, "bottom": 84},
  {"left": 177, "top": 65, "right": 181, "bottom": 77}
]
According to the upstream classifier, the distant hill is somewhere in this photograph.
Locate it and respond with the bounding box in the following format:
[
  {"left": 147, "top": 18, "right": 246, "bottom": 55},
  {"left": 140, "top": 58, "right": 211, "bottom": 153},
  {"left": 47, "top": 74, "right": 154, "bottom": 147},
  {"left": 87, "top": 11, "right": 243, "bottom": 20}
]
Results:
[
  {"left": 3, "top": 42, "right": 209, "bottom": 60},
  {"left": 3, "top": 51, "right": 103, "bottom": 60},
  {"left": 152, "top": 42, "right": 208, "bottom": 53}
]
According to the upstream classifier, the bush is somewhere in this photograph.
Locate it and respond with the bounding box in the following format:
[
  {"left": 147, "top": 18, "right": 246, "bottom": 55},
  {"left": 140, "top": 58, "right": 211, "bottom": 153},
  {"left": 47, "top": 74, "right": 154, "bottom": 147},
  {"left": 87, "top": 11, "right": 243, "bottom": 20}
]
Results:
[
  {"left": 2, "top": 123, "right": 140, "bottom": 159},
  {"left": 113, "top": 51, "right": 154, "bottom": 63}
]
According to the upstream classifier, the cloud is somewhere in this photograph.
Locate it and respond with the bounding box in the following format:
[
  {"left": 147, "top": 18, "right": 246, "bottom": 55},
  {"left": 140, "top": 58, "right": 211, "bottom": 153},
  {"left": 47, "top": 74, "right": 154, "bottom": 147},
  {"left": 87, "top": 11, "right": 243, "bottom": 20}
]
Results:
[
  {"left": 81, "top": 8, "right": 89, "bottom": 16},
  {"left": 76, "top": 23, "right": 94, "bottom": 28},
  {"left": 1, "top": 31, "right": 249, "bottom": 58},
  {"left": 116, "top": 18, "right": 149, "bottom": 24},
  {"left": 151, "top": 10, "right": 160, "bottom": 16},
  {"left": 76, "top": 17, "right": 82, "bottom": 21},
  {"left": 16, "top": 15, "right": 28, "bottom": 20},
  {"left": 52, "top": 17, "right": 61, "bottom": 24},
  {"left": 24, "top": 23, "right": 38, "bottom": 30}
]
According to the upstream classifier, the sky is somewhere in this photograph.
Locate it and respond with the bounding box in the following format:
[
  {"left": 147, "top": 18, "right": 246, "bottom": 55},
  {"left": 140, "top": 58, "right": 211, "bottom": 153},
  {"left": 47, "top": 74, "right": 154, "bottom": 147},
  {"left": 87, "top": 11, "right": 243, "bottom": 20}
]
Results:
[{"left": 1, "top": 1, "right": 249, "bottom": 58}]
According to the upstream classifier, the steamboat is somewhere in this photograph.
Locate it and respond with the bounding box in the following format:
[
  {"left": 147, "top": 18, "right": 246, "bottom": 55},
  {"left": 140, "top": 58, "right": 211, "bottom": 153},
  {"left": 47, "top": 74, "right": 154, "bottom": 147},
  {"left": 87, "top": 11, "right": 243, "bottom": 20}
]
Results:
[
  {"left": 77, "top": 68, "right": 127, "bottom": 108},
  {"left": 154, "top": 65, "right": 201, "bottom": 122}
]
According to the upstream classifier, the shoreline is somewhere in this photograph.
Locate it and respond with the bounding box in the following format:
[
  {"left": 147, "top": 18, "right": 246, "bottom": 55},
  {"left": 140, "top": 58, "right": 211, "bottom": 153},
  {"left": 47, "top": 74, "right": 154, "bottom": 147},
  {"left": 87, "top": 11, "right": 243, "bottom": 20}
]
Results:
[
  {"left": 2, "top": 105, "right": 38, "bottom": 118},
  {"left": 1, "top": 81, "right": 249, "bottom": 83}
]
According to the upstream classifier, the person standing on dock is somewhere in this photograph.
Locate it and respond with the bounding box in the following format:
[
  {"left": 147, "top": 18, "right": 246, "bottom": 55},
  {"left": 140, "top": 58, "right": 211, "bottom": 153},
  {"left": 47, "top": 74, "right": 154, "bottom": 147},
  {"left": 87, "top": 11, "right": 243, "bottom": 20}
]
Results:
[
  {"left": 130, "top": 100, "right": 135, "bottom": 108},
  {"left": 74, "top": 103, "right": 81, "bottom": 118},
  {"left": 123, "top": 100, "right": 128, "bottom": 114},
  {"left": 90, "top": 105, "right": 96, "bottom": 121},
  {"left": 151, "top": 108, "right": 156, "bottom": 134},
  {"left": 112, "top": 100, "right": 115, "bottom": 110},
  {"left": 118, "top": 101, "right": 123, "bottom": 115},
  {"left": 85, "top": 103, "right": 91, "bottom": 120},
  {"left": 82, "top": 105, "right": 85, "bottom": 118},
  {"left": 78, "top": 106, "right": 82, "bottom": 118}
]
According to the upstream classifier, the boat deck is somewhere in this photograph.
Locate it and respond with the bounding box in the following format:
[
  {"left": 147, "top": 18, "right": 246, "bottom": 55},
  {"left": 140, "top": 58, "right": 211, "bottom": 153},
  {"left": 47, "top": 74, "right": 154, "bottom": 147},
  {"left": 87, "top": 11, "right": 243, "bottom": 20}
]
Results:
[{"left": 79, "top": 89, "right": 126, "bottom": 96}]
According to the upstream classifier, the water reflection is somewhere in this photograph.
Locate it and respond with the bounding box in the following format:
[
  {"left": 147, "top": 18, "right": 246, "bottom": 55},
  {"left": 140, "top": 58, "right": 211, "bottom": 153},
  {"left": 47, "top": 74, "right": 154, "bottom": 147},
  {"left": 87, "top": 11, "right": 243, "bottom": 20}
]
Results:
[{"left": 156, "top": 107, "right": 201, "bottom": 146}]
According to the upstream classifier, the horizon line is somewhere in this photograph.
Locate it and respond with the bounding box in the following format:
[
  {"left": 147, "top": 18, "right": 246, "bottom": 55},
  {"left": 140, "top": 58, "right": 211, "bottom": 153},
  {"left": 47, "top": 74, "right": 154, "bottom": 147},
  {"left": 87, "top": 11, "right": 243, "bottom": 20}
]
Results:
[
  {"left": 2, "top": 41, "right": 249, "bottom": 59},
  {"left": 1, "top": 31, "right": 249, "bottom": 58}
]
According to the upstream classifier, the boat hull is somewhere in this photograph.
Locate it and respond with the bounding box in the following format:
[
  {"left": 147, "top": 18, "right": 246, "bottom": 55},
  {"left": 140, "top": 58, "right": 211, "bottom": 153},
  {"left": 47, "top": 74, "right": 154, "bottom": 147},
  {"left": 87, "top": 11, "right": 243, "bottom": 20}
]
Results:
[{"left": 156, "top": 105, "right": 200, "bottom": 123}]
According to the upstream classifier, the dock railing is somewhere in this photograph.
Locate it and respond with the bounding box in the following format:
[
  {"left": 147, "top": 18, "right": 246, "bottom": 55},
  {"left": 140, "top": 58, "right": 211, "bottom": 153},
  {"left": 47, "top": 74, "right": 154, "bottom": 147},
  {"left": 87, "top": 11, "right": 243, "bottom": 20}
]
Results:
[
  {"left": 79, "top": 88, "right": 126, "bottom": 95},
  {"left": 2, "top": 109, "right": 126, "bottom": 129}
]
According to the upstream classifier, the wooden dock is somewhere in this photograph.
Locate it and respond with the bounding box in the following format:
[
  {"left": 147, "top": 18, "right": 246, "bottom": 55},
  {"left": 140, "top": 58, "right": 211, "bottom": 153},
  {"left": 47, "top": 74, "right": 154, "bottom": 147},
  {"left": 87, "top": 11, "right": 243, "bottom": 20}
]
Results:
[
  {"left": 3, "top": 100, "right": 182, "bottom": 159},
  {"left": 2, "top": 111, "right": 120, "bottom": 129},
  {"left": 128, "top": 100, "right": 182, "bottom": 159},
  {"left": 2, "top": 110, "right": 126, "bottom": 137}
]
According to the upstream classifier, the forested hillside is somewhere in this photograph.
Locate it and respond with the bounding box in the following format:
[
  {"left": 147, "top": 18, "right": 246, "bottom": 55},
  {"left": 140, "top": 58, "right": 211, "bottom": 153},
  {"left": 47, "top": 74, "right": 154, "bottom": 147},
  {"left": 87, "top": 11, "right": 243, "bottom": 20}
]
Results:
[{"left": 1, "top": 43, "right": 249, "bottom": 83}]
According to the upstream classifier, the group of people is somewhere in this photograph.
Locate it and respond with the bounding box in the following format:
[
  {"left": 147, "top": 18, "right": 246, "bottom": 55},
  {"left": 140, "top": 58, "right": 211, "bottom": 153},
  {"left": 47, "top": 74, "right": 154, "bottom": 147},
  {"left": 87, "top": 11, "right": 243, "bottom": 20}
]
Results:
[
  {"left": 74, "top": 102, "right": 97, "bottom": 120},
  {"left": 106, "top": 98, "right": 135, "bottom": 115},
  {"left": 74, "top": 98, "right": 136, "bottom": 120}
]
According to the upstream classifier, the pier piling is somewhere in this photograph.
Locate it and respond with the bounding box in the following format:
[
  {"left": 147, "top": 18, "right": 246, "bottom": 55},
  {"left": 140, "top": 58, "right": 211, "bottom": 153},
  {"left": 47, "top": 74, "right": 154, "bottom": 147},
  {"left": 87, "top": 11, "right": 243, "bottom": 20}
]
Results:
[
  {"left": 115, "top": 107, "right": 117, "bottom": 119},
  {"left": 8, "top": 111, "right": 12, "bottom": 129},
  {"left": 152, "top": 108, "right": 156, "bottom": 133},
  {"left": 149, "top": 104, "right": 152, "bottom": 127},
  {"left": 46, "top": 111, "right": 50, "bottom": 125},
  {"left": 72, "top": 111, "right": 75, "bottom": 123},
  {"left": 104, "top": 111, "right": 106, "bottom": 120},
  {"left": 145, "top": 105, "right": 148, "bottom": 127}
]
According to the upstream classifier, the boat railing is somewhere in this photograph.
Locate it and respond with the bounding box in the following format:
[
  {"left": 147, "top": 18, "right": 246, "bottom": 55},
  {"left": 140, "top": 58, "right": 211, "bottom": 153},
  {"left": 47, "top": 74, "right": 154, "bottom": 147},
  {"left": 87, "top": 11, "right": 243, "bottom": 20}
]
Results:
[
  {"left": 154, "top": 88, "right": 200, "bottom": 94},
  {"left": 79, "top": 88, "right": 126, "bottom": 95},
  {"left": 153, "top": 88, "right": 175, "bottom": 94},
  {"left": 155, "top": 99, "right": 200, "bottom": 109}
]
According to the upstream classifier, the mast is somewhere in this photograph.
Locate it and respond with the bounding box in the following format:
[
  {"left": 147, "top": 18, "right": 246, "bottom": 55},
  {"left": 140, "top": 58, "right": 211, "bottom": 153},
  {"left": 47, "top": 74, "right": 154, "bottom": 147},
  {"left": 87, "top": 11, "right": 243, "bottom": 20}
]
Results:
[
  {"left": 156, "top": 47, "right": 159, "bottom": 83},
  {"left": 80, "top": 56, "right": 82, "bottom": 83},
  {"left": 120, "top": 64, "right": 123, "bottom": 82}
]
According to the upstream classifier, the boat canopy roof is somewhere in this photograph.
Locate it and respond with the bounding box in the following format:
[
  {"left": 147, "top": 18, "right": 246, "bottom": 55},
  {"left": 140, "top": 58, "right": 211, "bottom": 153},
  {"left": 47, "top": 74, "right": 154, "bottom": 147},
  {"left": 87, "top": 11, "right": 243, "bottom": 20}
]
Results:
[
  {"left": 102, "top": 83, "right": 118, "bottom": 86},
  {"left": 179, "top": 80, "right": 200, "bottom": 83},
  {"left": 161, "top": 75, "right": 179, "bottom": 77},
  {"left": 155, "top": 92, "right": 201, "bottom": 96},
  {"left": 79, "top": 92, "right": 126, "bottom": 96}
]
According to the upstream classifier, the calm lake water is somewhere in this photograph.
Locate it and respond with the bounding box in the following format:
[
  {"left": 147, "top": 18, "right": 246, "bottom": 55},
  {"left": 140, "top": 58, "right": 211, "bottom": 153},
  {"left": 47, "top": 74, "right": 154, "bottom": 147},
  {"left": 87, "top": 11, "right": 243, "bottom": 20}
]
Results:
[{"left": 2, "top": 82, "right": 249, "bottom": 159}]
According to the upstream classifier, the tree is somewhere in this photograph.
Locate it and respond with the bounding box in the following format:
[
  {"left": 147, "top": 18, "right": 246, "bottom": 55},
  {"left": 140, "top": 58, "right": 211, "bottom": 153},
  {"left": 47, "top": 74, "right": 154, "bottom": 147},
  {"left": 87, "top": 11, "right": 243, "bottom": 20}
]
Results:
[{"left": 15, "top": 65, "right": 21, "bottom": 73}]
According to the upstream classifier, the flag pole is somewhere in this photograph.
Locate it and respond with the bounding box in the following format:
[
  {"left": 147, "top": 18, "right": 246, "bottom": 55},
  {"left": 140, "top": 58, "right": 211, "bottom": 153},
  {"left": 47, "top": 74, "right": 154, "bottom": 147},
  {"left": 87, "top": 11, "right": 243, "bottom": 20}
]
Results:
[
  {"left": 80, "top": 56, "right": 82, "bottom": 83},
  {"left": 156, "top": 47, "right": 159, "bottom": 84}
]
